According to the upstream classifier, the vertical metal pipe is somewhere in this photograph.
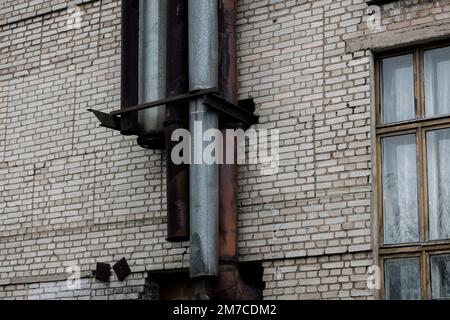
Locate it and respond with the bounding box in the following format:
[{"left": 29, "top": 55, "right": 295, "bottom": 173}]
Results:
[
  {"left": 138, "top": 0, "right": 166, "bottom": 134},
  {"left": 165, "top": 0, "right": 189, "bottom": 242},
  {"left": 120, "top": 0, "right": 139, "bottom": 135},
  {"left": 188, "top": 0, "right": 219, "bottom": 278},
  {"left": 218, "top": 0, "right": 238, "bottom": 261},
  {"left": 211, "top": 0, "right": 261, "bottom": 300}
]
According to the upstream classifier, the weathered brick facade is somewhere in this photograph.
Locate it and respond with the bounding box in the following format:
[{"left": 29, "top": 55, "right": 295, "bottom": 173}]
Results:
[{"left": 1, "top": 0, "right": 449, "bottom": 299}]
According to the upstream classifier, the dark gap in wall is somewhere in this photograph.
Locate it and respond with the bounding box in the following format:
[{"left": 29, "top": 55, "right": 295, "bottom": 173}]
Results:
[
  {"left": 142, "top": 261, "right": 265, "bottom": 300},
  {"left": 143, "top": 269, "right": 192, "bottom": 300},
  {"left": 239, "top": 261, "right": 265, "bottom": 292}
]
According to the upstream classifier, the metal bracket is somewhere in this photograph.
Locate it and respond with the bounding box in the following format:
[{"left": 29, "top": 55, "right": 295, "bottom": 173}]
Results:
[
  {"left": 111, "top": 88, "right": 217, "bottom": 116},
  {"left": 88, "top": 109, "right": 121, "bottom": 131},
  {"left": 88, "top": 88, "right": 259, "bottom": 150},
  {"left": 202, "top": 93, "right": 258, "bottom": 127}
]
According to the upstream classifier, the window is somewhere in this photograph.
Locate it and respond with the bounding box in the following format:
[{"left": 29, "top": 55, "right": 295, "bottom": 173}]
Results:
[{"left": 376, "top": 42, "right": 450, "bottom": 299}]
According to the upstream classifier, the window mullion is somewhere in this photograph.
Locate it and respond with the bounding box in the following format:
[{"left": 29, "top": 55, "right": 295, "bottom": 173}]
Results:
[
  {"left": 418, "top": 126, "right": 427, "bottom": 244},
  {"left": 421, "top": 251, "right": 430, "bottom": 299},
  {"left": 415, "top": 48, "right": 425, "bottom": 119},
  {"left": 421, "top": 126, "right": 430, "bottom": 244},
  {"left": 377, "top": 135, "right": 383, "bottom": 247}
]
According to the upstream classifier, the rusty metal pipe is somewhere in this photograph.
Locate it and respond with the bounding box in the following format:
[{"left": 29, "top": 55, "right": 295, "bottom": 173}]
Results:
[
  {"left": 120, "top": 0, "right": 139, "bottom": 135},
  {"left": 165, "top": 0, "right": 189, "bottom": 242},
  {"left": 211, "top": 0, "right": 261, "bottom": 300}
]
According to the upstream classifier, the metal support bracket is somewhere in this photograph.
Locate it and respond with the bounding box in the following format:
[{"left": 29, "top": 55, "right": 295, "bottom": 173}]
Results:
[
  {"left": 88, "top": 108, "right": 121, "bottom": 131},
  {"left": 88, "top": 88, "right": 259, "bottom": 150},
  {"left": 202, "top": 93, "right": 258, "bottom": 127}
]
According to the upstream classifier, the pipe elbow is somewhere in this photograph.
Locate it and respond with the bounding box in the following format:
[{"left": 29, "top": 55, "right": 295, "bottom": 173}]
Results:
[{"left": 210, "top": 262, "right": 262, "bottom": 300}]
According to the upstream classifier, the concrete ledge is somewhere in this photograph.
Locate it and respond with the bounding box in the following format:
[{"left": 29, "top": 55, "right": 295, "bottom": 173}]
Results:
[
  {"left": 240, "top": 247, "right": 373, "bottom": 263},
  {"left": 346, "top": 17, "right": 450, "bottom": 53}
]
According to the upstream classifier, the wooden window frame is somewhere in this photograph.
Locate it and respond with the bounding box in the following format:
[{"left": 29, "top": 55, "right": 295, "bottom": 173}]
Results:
[{"left": 375, "top": 40, "right": 450, "bottom": 299}]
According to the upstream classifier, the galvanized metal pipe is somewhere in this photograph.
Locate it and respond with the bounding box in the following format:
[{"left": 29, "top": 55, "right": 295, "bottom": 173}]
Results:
[
  {"left": 188, "top": 0, "right": 219, "bottom": 278},
  {"left": 165, "top": 0, "right": 189, "bottom": 242},
  {"left": 120, "top": 0, "right": 139, "bottom": 135},
  {"left": 138, "top": 0, "right": 166, "bottom": 134}
]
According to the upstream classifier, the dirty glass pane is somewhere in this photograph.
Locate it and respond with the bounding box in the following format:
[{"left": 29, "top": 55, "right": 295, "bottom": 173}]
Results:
[
  {"left": 427, "top": 128, "right": 450, "bottom": 240},
  {"left": 382, "top": 134, "right": 419, "bottom": 244},
  {"left": 425, "top": 46, "right": 450, "bottom": 117},
  {"left": 430, "top": 254, "right": 450, "bottom": 299},
  {"left": 385, "top": 257, "right": 421, "bottom": 300},
  {"left": 381, "top": 54, "right": 415, "bottom": 124}
]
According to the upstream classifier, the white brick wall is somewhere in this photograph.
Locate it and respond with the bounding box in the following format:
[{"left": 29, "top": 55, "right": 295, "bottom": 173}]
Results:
[
  {"left": 1, "top": 0, "right": 449, "bottom": 299},
  {"left": 235, "top": 0, "right": 373, "bottom": 277}
]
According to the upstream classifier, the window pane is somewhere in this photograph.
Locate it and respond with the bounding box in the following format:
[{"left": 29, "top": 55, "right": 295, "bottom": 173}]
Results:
[
  {"left": 382, "top": 134, "right": 419, "bottom": 244},
  {"left": 430, "top": 254, "right": 450, "bottom": 299},
  {"left": 385, "top": 257, "right": 421, "bottom": 300},
  {"left": 427, "top": 128, "right": 450, "bottom": 240},
  {"left": 425, "top": 46, "right": 450, "bottom": 117},
  {"left": 381, "top": 54, "right": 415, "bottom": 124}
]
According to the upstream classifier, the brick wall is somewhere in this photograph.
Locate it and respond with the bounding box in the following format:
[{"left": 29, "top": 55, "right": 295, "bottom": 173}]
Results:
[
  {"left": 235, "top": 0, "right": 373, "bottom": 300},
  {"left": 1, "top": 0, "right": 449, "bottom": 299},
  {"left": 0, "top": 0, "right": 185, "bottom": 299},
  {"left": 262, "top": 251, "right": 372, "bottom": 299}
]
